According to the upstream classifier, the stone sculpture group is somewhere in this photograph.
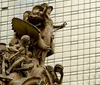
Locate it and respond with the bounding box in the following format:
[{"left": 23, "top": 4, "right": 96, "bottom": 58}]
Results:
[{"left": 0, "top": 3, "right": 66, "bottom": 85}]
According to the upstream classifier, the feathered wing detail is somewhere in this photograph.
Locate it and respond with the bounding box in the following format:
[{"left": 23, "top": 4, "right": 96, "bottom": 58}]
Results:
[
  {"left": 12, "top": 17, "right": 40, "bottom": 39},
  {"left": 12, "top": 18, "right": 50, "bottom": 50}
]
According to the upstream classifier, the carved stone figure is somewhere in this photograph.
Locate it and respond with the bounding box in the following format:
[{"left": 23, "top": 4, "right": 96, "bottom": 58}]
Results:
[
  {"left": 54, "top": 64, "right": 64, "bottom": 85},
  {"left": 30, "top": 3, "right": 66, "bottom": 65},
  {"left": 46, "top": 64, "right": 64, "bottom": 85},
  {"left": 0, "top": 43, "right": 13, "bottom": 84},
  {"left": 0, "top": 3, "right": 66, "bottom": 85},
  {"left": 0, "top": 43, "right": 7, "bottom": 76},
  {"left": 6, "top": 35, "right": 34, "bottom": 75}
]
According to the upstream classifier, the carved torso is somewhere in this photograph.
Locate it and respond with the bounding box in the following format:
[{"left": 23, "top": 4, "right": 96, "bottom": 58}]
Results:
[{"left": 41, "top": 15, "right": 53, "bottom": 46}]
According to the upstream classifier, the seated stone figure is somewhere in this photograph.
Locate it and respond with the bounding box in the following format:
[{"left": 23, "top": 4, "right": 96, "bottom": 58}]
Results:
[
  {"left": 0, "top": 43, "right": 7, "bottom": 75},
  {"left": 0, "top": 43, "right": 13, "bottom": 84},
  {"left": 6, "top": 35, "right": 33, "bottom": 75}
]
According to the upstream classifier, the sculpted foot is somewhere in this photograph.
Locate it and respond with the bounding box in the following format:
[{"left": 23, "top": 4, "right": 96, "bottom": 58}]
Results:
[{"left": 6, "top": 69, "right": 10, "bottom": 75}]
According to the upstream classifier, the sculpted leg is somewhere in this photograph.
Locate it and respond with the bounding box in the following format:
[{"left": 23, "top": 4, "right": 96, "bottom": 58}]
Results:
[
  {"left": 38, "top": 33, "right": 50, "bottom": 50},
  {"left": 39, "top": 51, "right": 48, "bottom": 66},
  {"left": 6, "top": 57, "right": 25, "bottom": 74}
]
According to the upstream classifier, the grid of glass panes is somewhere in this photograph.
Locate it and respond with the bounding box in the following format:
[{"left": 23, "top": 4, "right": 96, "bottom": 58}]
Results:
[{"left": 1, "top": 0, "right": 100, "bottom": 85}]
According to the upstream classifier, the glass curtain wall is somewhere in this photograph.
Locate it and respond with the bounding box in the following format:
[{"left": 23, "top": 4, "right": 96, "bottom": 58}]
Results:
[{"left": 0, "top": 0, "right": 100, "bottom": 85}]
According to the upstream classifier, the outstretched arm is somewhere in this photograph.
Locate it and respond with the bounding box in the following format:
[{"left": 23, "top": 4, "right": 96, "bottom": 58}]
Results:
[{"left": 53, "top": 22, "right": 67, "bottom": 32}]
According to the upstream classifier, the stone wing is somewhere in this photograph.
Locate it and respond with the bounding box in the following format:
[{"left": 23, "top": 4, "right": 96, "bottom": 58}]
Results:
[{"left": 12, "top": 17, "right": 40, "bottom": 39}]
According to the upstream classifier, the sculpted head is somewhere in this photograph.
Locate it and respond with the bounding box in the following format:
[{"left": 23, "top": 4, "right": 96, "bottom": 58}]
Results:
[
  {"left": 21, "top": 35, "right": 30, "bottom": 47},
  {"left": 46, "top": 65, "right": 54, "bottom": 72},
  {"left": 0, "top": 43, "right": 6, "bottom": 52},
  {"left": 54, "top": 64, "right": 63, "bottom": 74},
  {"left": 32, "top": 5, "right": 43, "bottom": 15}
]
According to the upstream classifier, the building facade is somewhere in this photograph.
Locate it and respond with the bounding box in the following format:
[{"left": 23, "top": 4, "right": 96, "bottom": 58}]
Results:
[{"left": 0, "top": 0, "right": 100, "bottom": 85}]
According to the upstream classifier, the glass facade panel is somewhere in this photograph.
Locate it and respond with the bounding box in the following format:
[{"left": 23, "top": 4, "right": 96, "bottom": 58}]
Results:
[{"left": 0, "top": 0, "right": 100, "bottom": 85}]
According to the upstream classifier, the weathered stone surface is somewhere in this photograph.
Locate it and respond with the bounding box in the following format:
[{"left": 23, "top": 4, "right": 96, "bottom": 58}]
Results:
[{"left": 0, "top": 3, "right": 66, "bottom": 85}]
